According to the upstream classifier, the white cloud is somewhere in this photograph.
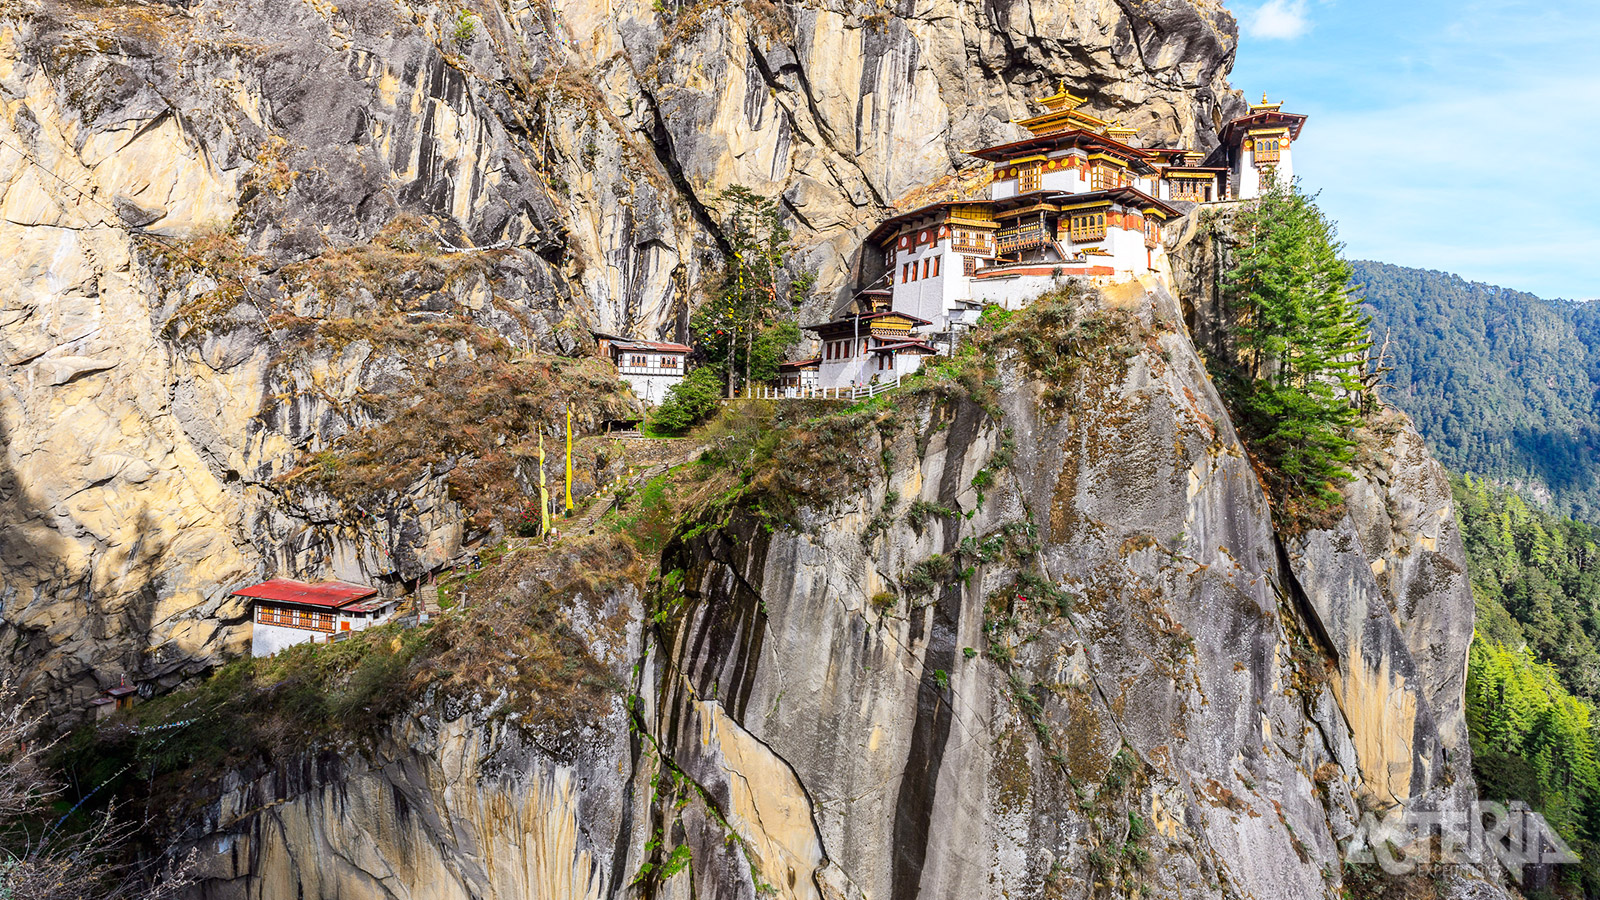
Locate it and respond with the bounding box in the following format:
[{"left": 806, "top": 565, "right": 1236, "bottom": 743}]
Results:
[{"left": 1246, "top": 0, "right": 1311, "bottom": 40}]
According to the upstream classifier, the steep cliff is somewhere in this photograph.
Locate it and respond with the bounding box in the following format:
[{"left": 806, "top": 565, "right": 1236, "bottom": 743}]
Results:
[
  {"left": 166, "top": 282, "right": 1502, "bottom": 900},
  {"left": 0, "top": 0, "right": 1510, "bottom": 897},
  {"left": 1, "top": 0, "right": 1242, "bottom": 713}
]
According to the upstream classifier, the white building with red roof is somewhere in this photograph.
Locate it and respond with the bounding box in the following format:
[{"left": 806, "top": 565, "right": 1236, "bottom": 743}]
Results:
[
  {"left": 594, "top": 332, "right": 691, "bottom": 405},
  {"left": 233, "top": 578, "right": 397, "bottom": 657}
]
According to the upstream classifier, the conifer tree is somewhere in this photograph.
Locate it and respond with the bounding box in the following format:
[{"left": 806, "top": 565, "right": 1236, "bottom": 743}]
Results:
[
  {"left": 691, "top": 186, "right": 807, "bottom": 396},
  {"left": 1217, "top": 181, "right": 1373, "bottom": 518},
  {"left": 652, "top": 186, "right": 808, "bottom": 434}
]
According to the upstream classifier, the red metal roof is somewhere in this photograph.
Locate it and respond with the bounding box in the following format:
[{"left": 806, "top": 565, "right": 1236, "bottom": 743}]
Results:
[
  {"left": 870, "top": 340, "right": 938, "bottom": 354},
  {"left": 232, "top": 578, "right": 378, "bottom": 608},
  {"left": 779, "top": 357, "right": 821, "bottom": 370}
]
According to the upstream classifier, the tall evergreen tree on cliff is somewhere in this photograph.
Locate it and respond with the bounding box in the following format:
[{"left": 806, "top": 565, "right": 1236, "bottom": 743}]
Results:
[
  {"left": 654, "top": 186, "right": 807, "bottom": 434},
  {"left": 1221, "top": 182, "right": 1373, "bottom": 518},
  {"left": 693, "top": 186, "right": 806, "bottom": 396}
]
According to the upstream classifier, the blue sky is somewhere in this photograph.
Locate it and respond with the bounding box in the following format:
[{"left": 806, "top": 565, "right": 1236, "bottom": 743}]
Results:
[{"left": 1226, "top": 1, "right": 1600, "bottom": 300}]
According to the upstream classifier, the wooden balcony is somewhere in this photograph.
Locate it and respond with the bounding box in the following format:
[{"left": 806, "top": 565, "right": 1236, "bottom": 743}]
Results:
[{"left": 996, "top": 234, "right": 1046, "bottom": 254}]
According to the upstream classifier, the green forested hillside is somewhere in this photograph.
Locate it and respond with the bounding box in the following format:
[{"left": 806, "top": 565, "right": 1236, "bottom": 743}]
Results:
[
  {"left": 1457, "top": 475, "right": 1600, "bottom": 892},
  {"left": 1356, "top": 261, "right": 1600, "bottom": 521}
]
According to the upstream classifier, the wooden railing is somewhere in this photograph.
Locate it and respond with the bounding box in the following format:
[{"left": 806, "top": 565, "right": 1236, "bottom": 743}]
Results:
[
  {"left": 742, "top": 375, "right": 903, "bottom": 401},
  {"left": 996, "top": 234, "right": 1046, "bottom": 254}
]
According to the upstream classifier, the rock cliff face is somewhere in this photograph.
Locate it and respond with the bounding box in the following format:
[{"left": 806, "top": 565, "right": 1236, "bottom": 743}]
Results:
[
  {"left": 177, "top": 280, "right": 1498, "bottom": 900},
  {"left": 1, "top": 0, "right": 1242, "bottom": 712},
  {"left": 1, "top": 0, "right": 1504, "bottom": 897}
]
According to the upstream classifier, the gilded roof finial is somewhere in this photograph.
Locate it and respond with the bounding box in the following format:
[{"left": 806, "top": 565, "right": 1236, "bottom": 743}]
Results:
[{"left": 1262, "top": 91, "right": 1269, "bottom": 104}]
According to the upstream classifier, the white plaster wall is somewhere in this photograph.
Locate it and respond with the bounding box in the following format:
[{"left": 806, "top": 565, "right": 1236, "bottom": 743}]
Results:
[
  {"left": 619, "top": 371, "right": 684, "bottom": 405},
  {"left": 892, "top": 239, "right": 959, "bottom": 327},
  {"left": 1234, "top": 146, "right": 1290, "bottom": 200},
  {"left": 1107, "top": 226, "right": 1151, "bottom": 274},
  {"left": 991, "top": 180, "right": 1017, "bottom": 200},
  {"left": 1039, "top": 169, "right": 1085, "bottom": 193},
  {"left": 895, "top": 354, "right": 927, "bottom": 378},
  {"left": 969, "top": 272, "right": 1081, "bottom": 308},
  {"left": 818, "top": 354, "right": 871, "bottom": 389},
  {"left": 252, "top": 622, "right": 325, "bottom": 658}
]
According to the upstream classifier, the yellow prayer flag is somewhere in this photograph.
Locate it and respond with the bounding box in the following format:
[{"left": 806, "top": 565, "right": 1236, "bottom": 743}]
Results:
[{"left": 538, "top": 432, "right": 550, "bottom": 538}]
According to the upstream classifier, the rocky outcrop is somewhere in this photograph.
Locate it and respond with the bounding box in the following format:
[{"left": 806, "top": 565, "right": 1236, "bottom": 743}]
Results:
[
  {"left": 1, "top": 0, "right": 1246, "bottom": 713},
  {"left": 0, "top": 0, "right": 1505, "bottom": 897},
  {"left": 638, "top": 278, "right": 1489, "bottom": 899},
  {"left": 174, "top": 279, "right": 1499, "bottom": 900},
  {"left": 184, "top": 577, "right": 646, "bottom": 900}
]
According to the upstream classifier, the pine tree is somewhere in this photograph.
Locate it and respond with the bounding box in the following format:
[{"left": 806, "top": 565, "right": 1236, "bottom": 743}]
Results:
[
  {"left": 1215, "top": 182, "right": 1373, "bottom": 519},
  {"left": 691, "top": 186, "right": 809, "bottom": 397}
]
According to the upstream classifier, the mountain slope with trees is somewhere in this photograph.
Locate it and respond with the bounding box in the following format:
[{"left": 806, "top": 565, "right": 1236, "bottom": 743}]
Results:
[
  {"left": 1457, "top": 475, "right": 1600, "bottom": 893},
  {"left": 1356, "top": 260, "right": 1600, "bottom": 520}
]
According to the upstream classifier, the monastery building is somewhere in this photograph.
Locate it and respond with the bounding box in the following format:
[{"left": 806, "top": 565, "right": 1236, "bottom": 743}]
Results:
[{"left": 805, "top": 89, "right": 1304, "bottom": 385}]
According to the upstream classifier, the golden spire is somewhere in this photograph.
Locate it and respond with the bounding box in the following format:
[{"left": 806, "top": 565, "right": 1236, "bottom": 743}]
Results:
[{"left": 1249, "top": 92, "right": 1284, "bottom": 112}]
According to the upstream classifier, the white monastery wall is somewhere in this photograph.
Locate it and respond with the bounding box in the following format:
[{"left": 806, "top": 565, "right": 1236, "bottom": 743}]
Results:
[
  {"left": 619, "top": 371, "right": 682, "bottom": 405},
  {"left": 252, "top": 622, "right": 323, "bottom": 658}
]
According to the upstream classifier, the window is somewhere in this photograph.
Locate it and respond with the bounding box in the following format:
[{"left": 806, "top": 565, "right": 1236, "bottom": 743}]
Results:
[
  {"left": 1019, "top": 164, "right": 1041, "bottom": 193},
  {"left": 1254, "top": 136, "right": 1282, "bottom": 163},
  {"left": 931, "top": 256, "right": 941, "bottom": 277},
  {"left": 902, "top": 262, "right": 910, "bottom": 283},
  {"left": 884, "top": 248, "right": 894, "bottom": 267},
  {"left": 1091, "top": 165, "right": 1118, "bottom": 191},
  {"left": 964, "top": 255, "right": 978, "bottom": 277},
  {"left": 922, "top": 258, "right": 930, "bottom": 279},
  {"left": 660, "top": 355, "right": 680, "bottom": 369},
  {"left": 630, "top": 354, "right": 647, "bottom": 367},
  {"left": 1068, "top": 211, "right": 1107, "bottom": 242},
  {"left": 1170, "top": 178, "right": 1210, "bottom": 202},
  {"left": 910, "top": 263, "right": 918, "bottom": 281}
]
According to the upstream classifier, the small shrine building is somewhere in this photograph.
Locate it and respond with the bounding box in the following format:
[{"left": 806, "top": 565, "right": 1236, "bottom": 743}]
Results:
[
  {"left": 594, "top": 332, "right": 691, "bottom": 405},
  {"left": 234, "top": 578, "right": 397, "bottom": 657}
]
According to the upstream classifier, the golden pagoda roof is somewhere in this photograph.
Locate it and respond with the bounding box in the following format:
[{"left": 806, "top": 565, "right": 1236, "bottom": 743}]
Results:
[{"left": 1017, "top": 81, "right": 1109, "bottom": 136}]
